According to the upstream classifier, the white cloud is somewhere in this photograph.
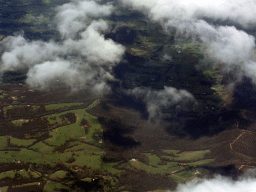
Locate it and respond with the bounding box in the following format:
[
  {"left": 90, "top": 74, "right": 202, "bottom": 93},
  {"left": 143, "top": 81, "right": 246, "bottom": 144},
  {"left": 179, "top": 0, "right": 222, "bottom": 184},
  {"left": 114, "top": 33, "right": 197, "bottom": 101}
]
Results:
[
  {"left": 206, "top": 26, "right": 255, "bottom": 65},
  {"left": 26, "top": 60, "right": 82, "bottom": 90},
  {"left": 0, "top": 0, "right": 125, "bottom": 93},
  {"left": 55, "top": 0, "right": 113, "bottom": 38},
  {"left": 74, "top": 20, "right": 126, "bottom": 64},
  {"left": 1, "top": 36, "right": 61, "bottom": 70},
  {"left": 168, "top": 174, "right": 256, "bottom": 192}
]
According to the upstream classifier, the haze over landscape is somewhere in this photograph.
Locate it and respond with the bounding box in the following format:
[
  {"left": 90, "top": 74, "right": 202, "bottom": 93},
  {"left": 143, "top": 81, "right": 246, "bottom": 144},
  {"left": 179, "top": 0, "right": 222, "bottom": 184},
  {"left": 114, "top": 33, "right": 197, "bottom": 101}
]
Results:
[{"left": 0, "top": 0, "right": 256, "bottom": 191}]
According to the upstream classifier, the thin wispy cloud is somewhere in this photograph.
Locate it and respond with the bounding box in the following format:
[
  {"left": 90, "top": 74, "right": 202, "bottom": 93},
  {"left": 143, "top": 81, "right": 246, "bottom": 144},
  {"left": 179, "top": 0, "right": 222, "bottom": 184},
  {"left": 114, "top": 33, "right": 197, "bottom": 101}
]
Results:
[
  {"left": 127, "top": 86, "right": 195, "bottom": 121},
  {"left": 122, "top": 0, "right": 256, "bottom": 83}
]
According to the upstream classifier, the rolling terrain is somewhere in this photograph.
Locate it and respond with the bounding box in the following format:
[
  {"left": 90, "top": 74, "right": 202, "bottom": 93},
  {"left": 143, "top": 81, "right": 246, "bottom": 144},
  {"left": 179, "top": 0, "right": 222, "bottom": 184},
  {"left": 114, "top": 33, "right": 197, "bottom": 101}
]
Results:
[{"left": 0, "top": 0, "right": 256, "bottom": 192}]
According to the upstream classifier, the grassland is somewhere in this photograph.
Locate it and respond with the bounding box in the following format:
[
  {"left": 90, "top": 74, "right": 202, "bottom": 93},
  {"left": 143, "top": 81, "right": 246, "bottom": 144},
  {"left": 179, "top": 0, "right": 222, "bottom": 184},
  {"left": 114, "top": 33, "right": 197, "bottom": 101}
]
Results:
[
  {"left": 0, "top": 186, "right": 9, "bottom": 192},
  {"left": 11, "top": 119, "right": 28, "bottom": 126},
  {"left": 3, "top": 105, "right": 41, "bottom": 118},
  {"left": 14, "top": 148, "right": 51, "bottom": 165},
  {"left": 0, "top": 170, "right": 16, "bottom": 180},
  {"left": 45, "top": 109, "right": 102, "bottom": 146},
  {"left": 127, "top": 32, "right": 164, "bottom": 58},
  {"left": 162, "top": 150, "right": 180, "bottom": 155},
  {"left": 187, "top": 159, "right": 215, "bottom": 166},
  {"left": 3, "top": 105, "right": 38, "bottom": 112},
  {"left": 30, "top": 171, "right": 42, "bottom": 179},
  {"left": 0, "top": 136, "right": 8, "bottom": 150},
  {"left": 46, "top": 124, "right": 85, "bottom": 146},
  {"left": 43, "top": 99, "right": 102, "bottom": 146},
  {"left": 10, "top": 137, "right": 36, "bottom": 147},
  {"left": 162, "top": 150, "right": 211, "bottom": 161},
  {"left": 144, "top": 153, "right": 161, "bottom": 166},
  {"left": 0, "top": 98, "right": 122, "bottom": 191},
  {"left": 0, "top": 151, "right": 19, "bottom": 163},
  {"left": 129, "top": 160, "right": 166, "bottom": 175},
  {"left": 115, "top": 149, "right": 214, "bottom": 183},
  {"left": 0, "top": 169, "right": 35, "bottom": 180},
  {"left": 3, "top": 105, "right": 19, "bottom": 112},
  {"left": 29, "top": 142, "right": 54, "bottom": 154},
  {"left": 43, "top": 181, "right": 70, "bottom": 192},
  {"left": 49, "top": 170, "right": 69, "bottom": 179},
  {"left": 85, "top": 99, "right": 100, "bottom": 110},
  {"left": 0, "top": 94, "right": 215, "bottom": 191},
  {"left": 70, "top": 151, "right": 102, "bottom": 168},
  {"left": 64, "top": 142, "right": 103, "bottom": 153},
  {"left": 101, "top": 162, "right": 123, "bottom": 175},
  {"left": 157, "top": 163, "right": 182, "bottom": 172},
  {"left": 45, "top": 103, "right": 82, "bottom": 111}
]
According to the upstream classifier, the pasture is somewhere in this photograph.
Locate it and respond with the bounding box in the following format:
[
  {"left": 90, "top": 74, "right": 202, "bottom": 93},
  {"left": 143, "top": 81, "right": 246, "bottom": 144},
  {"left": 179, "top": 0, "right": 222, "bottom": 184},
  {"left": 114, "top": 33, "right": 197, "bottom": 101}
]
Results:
[
  {"left": 45, "top": 102, "right": 82, "bottom": 111},
  {"left": 0, "top": 97, "right": 216, "bottom": 190}
]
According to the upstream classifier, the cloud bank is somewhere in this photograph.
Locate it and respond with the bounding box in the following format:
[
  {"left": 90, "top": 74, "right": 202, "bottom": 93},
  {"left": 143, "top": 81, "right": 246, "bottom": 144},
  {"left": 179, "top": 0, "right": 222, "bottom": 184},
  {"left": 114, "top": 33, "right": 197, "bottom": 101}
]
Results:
[
  {"left": 0, "top": 0, "right": 125, "bottom": 93},
  {"left": 122, "top": 0, "right": 256, "bottom": 83},
  {"left": 122, "top": 0, "right": 256, "bottom": 28},
  {"left": 168, "top": 173, "right": 256, "bottom": 192},
  {"left": 127, "top": 86, "right": 195, "bottom": 120}
]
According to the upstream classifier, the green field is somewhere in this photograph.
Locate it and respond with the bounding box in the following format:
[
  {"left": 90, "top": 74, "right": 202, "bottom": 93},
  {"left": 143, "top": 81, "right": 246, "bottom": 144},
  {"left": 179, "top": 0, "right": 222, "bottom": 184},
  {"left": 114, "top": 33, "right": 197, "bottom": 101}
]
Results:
[
  {"left": 0, "top": 170, "right": 16, "bottom": 180},
  {"left": 162, "top": 150, "right": 211, "bottom": 161},
  {"left": 0, "top": 99, "right": 116, "bottom": 182},
  {"left": 43, "top": 181, "right": 70, "bottom": 192},
  {"left": 129, "top": 160, "right": 166, "bottom": 175},
  {"left": 45, "top": 103, "right": 82, "bottom": 111},
  {"left": 50, "top": 170, "right": 69, "bottom": 179},
  {"left": 30, "top": 171, "right": 42, "bottom": 179},
  {"left": 0, "top": 186, "right": 9, "bottom": 192},
  {"left": 29, "top": 141, "right": 55, "bottom": 154},
  {"left": 172, "top": 170, "right": 198, "bottom": 182},
  {"left": 157, "top": 162, "right": 182, "bottom": 172},
  {"left": 144, "top": 153, "right": 161, "bottom": 166},
  {"left": 3, "top": 105, "right": 21, "bottom": 112},
  {"left": 101, "top": 162, "right": 123, "bottom": 175},
  {"left": 70, "top": 151, "right": 102, "bottom": 168},
  {"left": 45, "top": 106, "right": 102, "bottom": 146},
  {"left": 0, "top": 169, "right": 34, "bottom": 180},
  {"left": 187, "top": 159, "right": 215, "bottom": 166},
  {"left": 46, "top": 124, "right": 85, "bottom": 146},
  {"left": 3, "top": 105, "right": 39, "bottom": 112},
  {"left": 116, "top": 149, "right": 215, "bottom": 183},
  {"left": 0, "top": 151, "right": 19, "bottom": 163},
  {"left": 0, "top": 97, "right": 215, "bottom": 190},
  {"left": 10, "top": 137, "right": 36, "bottom": 147},
  {"left": 65, "top": 143, "right": 103, "bottom": 153},
  {"left": 0, "top": 136, "right": 8, "bottom": 150},
  {"left": 15, "top": 148, "right": 49, "bottom": 165},
  {"left": 44, "top": 113, "right": 63, "bottom": 125},
  {"left": 162, "top": 150, "right": 180, "bottom": 155},
  {"left": 11, "top": 119, "right": 28, "bottom": 126},
  {"left": 85, "top": 99, "right": 100, "bottom": 110}
]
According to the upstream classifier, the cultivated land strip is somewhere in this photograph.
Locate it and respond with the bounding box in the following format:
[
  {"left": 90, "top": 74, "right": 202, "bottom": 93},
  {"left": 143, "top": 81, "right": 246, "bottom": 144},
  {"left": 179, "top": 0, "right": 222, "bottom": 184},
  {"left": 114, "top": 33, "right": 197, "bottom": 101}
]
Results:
[
  {"left": 230, "top": 130, "right": 255, "bottom": 151},
  {"left": 229, "top": 129, "right": 256, "bottom": 168}
]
